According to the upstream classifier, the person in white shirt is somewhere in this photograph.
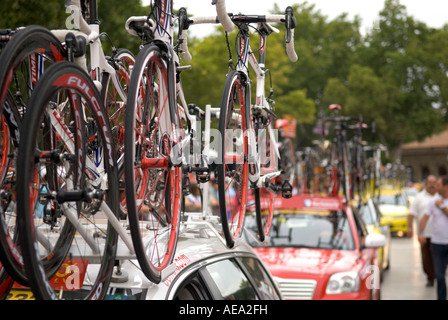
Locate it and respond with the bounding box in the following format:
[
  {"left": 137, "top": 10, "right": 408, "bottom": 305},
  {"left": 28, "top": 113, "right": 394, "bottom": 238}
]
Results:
[
  {"left": 185, "top": 183, "right": 202, "bottom": 212},
  {"left": 407, "top": 175, "right": 437, "bottom": 287},
  {"left": 419, "top": 175, "right": 448, "bottom": 300}
]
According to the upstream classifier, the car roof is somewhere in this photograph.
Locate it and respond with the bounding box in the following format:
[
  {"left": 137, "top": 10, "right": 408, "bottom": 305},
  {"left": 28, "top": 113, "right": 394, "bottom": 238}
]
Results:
[{"left": 107, "top": 221, "right": 264, "bottom": 299}]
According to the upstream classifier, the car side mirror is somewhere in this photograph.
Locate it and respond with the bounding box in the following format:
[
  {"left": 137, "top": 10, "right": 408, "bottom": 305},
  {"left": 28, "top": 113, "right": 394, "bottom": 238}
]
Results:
[{"left": 364, "top": 233, "right": 386, "bottom": 248}]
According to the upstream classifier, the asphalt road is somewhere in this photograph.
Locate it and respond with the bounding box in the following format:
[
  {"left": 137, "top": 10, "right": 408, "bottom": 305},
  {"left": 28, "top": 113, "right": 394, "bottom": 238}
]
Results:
[{"left": 381, "top": 233, "right": 438, "bottom": 300}]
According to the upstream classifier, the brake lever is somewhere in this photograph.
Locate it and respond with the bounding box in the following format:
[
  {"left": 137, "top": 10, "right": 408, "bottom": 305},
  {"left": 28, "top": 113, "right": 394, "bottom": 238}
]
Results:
[{"left": 285, "top": 6, "right": 296, "bottom": 44}]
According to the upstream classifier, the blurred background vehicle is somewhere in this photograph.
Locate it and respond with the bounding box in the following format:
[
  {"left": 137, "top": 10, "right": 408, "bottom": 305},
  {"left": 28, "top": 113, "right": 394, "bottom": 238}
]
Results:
[
  {"left": 358, "top": 197, "right": 391, "bottom": 275},
  {"left": 377, "top": 190, "right": 410, "bottom": 237}
]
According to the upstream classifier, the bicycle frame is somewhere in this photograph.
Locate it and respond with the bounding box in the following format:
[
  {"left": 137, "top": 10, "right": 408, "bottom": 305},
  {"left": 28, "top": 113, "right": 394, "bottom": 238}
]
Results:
[
  {"left": 233, "top": 19, "right": 282, "bottom": 189},
  {"left": 33, "top": 0, "right": 138, "bottom": 258}
]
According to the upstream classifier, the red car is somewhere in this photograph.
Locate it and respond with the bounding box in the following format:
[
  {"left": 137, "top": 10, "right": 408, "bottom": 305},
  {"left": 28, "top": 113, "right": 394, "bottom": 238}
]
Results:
[{"left": 244, "top": 194, "right": 386, "bottom": 300}]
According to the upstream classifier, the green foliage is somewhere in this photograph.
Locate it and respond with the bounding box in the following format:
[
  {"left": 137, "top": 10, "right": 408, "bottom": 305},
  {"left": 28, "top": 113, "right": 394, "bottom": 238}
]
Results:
[
  {"left": 343, "top": 0, "right": 446, "bottom": 152},
  {"left": 275, "top": 89, "right": 315, "bottom": 124},
  {"left": 97, "top": 0, "right": 148, "bottom": 54},
  {"left": 0, "top": 0, "right": 66, "bottom": 29},
  {"left": 179, "top": 31, "right": 230, "bottom": 109}
]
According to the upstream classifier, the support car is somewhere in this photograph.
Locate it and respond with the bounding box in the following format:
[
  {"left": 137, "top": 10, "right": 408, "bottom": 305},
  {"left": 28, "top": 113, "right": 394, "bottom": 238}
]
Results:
[{"left": 244, "top": 194, "right": 386, "bottom": 300}]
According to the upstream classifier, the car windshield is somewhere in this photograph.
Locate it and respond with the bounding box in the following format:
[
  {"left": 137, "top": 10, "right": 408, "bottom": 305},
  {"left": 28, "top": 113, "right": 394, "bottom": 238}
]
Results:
[
  {"left": 378, "top": 194, "right": 407, "bottom": 206},
  {"left": 244, "top": 210, "right": 355, "bottom": 250}
]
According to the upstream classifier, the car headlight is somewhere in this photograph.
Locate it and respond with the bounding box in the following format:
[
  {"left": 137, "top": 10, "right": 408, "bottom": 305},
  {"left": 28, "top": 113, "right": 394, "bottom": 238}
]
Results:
[{"left": 326, "top": 271, "right": 359, "bottom": 294}]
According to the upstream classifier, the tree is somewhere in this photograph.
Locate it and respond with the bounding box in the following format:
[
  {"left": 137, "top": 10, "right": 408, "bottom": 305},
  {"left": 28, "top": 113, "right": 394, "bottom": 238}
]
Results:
[
  {"left": 279, "top": 3, "right": 362, "bottom": 109},
  {"left": 98, "top": 0, "right": 148, "bottom": 54},
  {"left": 0, "top": 0, "right": 66, "bottom": 29},
  {"left": 179, "top": 31, "right": 230, "bottom": 110},
  {"left": 354, "top": 0, "right": 446, "bottom": 159},
  {"left": 0, "top": 0, "right": 147, "bottom": 54}
]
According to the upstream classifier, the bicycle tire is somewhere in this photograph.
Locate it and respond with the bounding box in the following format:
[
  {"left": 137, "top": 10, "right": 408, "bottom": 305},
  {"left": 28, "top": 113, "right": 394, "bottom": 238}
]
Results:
[
  {"left": 0, "top": 270, "right": 13, "bottom": 300},
  {"left": 0, "top": 91, "right": 24, "bottom": 285},
  {"left": 217, "top": 70, "right": 250, "bottom": 248},
  {"left": 254, "top": 187, "right": 274, "bottom": 242},
  {"left": 16, "top": 62, "right": 119, "bottom": 300},
  {"left": 328, "top": 141, "right": 341, "bottom": 197},
  {"left": 341, "top": 143, "right": 350, "bottom": 202},
  {"left": 100, "top": 48, "right": 135, "bottom": 218},
  {"left": 0, "top": 25, "right": 66, "bottom": 110},
  {"left": 0, "top": 92, "right": 19, "bottom": 299},
  {"left": 124, "top": 44, "right": 182, "bottom": 284},
  {"left": 0, "top": 25, "right": 66, "bottom": 286},
  {"left": 253, "top": 118, "right": 276, "bottom": 242}
]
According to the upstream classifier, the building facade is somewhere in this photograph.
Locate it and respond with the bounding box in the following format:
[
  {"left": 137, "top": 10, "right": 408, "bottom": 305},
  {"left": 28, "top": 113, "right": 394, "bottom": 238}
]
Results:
[{"left": 401, "top": 129, "right": 448, "bottom": 183}]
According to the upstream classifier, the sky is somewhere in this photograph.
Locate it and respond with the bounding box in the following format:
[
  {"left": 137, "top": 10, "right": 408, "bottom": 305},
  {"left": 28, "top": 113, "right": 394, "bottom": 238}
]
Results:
[{"left": 141, "top": 0, "right": 448, "bottom": 37}]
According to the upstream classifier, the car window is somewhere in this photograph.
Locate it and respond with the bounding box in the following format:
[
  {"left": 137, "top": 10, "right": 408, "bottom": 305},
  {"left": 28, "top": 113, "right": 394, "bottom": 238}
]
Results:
[
  {"left": 352, "top": 206, "right": 368, "bottom": 240},
  {"left": 173, "top": 274, "right": 212, "bottom": 300},
  {"left": 204, "top": 259, "right": 258, "bottom": 300},
  {"left": 359, "top": 204, "right": 375, "bottom": 225},
  {"left": 244, "top": 210, "right": 355, "bottom": 250},
  {"left": 372, "top": 201, "right": 382, "bottom": 222},
  {"left": 240, "top": 257, "right": 281, "bottom": 300}
]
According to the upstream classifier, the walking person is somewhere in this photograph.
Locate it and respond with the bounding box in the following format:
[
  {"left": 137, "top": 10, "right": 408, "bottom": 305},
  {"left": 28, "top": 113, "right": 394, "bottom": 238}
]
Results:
[
  {"left": 407, "top": 175, "right": 437, "bottom": 287},
  {"left": 185, "top": 183, "right": 202, "bottom": 212},
  {"left": 419, "top": 175, "right": 448, "bottom": 300}
]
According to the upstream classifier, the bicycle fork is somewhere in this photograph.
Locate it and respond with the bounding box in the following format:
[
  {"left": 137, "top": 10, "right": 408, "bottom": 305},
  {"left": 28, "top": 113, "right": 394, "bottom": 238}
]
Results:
[{"left": 248, "top": 117, "right": 292, "bottom": 198}]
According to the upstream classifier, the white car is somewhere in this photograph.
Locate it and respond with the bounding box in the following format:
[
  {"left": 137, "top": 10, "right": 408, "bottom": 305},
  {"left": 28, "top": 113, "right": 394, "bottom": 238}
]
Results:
[{"left": 104, "top": 222, "right": 282, "bottom": 300}]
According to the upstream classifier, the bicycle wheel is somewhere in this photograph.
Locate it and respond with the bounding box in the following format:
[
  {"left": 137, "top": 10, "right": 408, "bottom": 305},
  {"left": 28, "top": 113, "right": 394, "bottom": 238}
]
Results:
[
  {"left": 0, "top": 92, "right": 19, "bottom": 299},
  {"left": 254, "top": 187, "right": 274, "bottom": 242},
  {"left": 341, "top": 143, "right": 350, "bottom": 202},
  {"left": 0, "top": 91, "right": 24, "bottom": 286},
  {"left": 217, "top": 70, "right": 250, "bottom": 248},
  {"left": 327, "top": 142, "right": 341, "bottom": 197},
  {"left": 253, "top": 118, "right": 276, "bottom": 242},
  {"left": 0, "top": 25, "right": 66, "bottom": 112},
  {"left": 125, "top": 44, "right": 182, "bottom": 283},
  {"left": 16, "top": 62, "right": 119, "bottom": 300},
  {"left": 0, "top": 269, "right": 13, "bottom": 300},
  {"left": 0, "top": 25, "right": 66, "bottom": 286},
  {"left": 100, "top": 48, "right": 135, "bottom": 217}
]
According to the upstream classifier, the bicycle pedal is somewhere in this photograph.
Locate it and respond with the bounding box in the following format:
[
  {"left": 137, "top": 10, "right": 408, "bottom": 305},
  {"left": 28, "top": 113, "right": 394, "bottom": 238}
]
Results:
[
  {"left": 282, "top": 189, "right": 292, "bottom": 199},
  {"left": 281, "top": 180, "right": 293, "bottom": 199},
  {"left": 196, "top": 170, "right": 210, "bottom": 183}
]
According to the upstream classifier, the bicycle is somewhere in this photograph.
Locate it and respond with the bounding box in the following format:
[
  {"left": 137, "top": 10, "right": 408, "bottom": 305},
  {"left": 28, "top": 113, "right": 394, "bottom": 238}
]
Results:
[
  {"left": 322, "top": 104, "right": 361, "bottom": 203},
  {"left": 16, "top": 60, "right": 120, "bottom": 300},
  {"left": 276, "top": 117, "right": 298, "bottom": 190},
  {"left": 346, "top": 116, "right": 374, "bottom": 204},
  {"left": 122, "top": 0, "right": 240, "bottom": 283},
  {"left": 5, "top": 0, "right": 135, "bottom": 299},
  {"left": 0, "top": 25, "right": 68, "bottom": 292},
  {"left": 214, "top": 3, "right": 298, "bottom": 245}
]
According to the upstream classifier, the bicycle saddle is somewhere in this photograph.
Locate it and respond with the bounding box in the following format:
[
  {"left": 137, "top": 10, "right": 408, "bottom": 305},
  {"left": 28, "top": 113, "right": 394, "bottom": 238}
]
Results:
[
  {"left": 257, "top": 22, "right": 280, "bottom": 36},
  {"left": 125, "top": 16, "right": 155, "bottom": 38}
]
